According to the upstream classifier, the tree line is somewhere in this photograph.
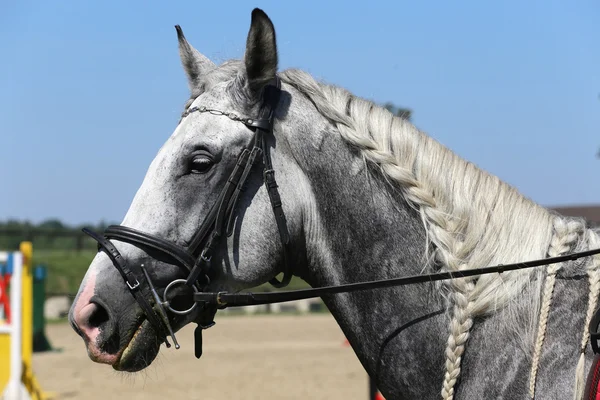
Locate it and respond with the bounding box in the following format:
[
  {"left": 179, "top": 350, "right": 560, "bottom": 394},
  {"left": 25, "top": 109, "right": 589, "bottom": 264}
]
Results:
[{"left": 0, "top": 218, "right": 116, "bottom": 251}]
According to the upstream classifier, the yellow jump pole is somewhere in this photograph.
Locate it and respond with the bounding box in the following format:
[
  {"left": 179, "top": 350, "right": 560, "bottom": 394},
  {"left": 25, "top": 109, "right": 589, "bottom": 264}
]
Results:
[
  {"left": 19, "top": 242, "right": 54, "bottom": 400},
  {"left": 21, "top": 242, "right": 33, "bottom": 381}
]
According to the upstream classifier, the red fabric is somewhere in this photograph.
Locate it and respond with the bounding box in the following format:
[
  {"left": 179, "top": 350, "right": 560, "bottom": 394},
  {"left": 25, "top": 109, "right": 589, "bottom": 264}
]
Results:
[
  {"left": 0, "top": 274, "right": 10, "bottom": 323},
  {"left": 584, "top": 354, "right": 600, "bottom": 400}
]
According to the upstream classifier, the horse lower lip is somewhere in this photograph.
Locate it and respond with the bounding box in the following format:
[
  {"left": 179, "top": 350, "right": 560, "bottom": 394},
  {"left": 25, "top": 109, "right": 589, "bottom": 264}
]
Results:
[{"left": 117, "top": 321, "right": 146, "bottom": 367}]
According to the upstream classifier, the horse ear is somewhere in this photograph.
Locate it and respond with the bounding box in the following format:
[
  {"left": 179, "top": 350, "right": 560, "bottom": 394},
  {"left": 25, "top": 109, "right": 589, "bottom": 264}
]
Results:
[
  {"left": 175, "top": 25, "right": 216, "bottom": 93},
  {"left": 243, "top": 8, "right": 278, "bottom": 96}
]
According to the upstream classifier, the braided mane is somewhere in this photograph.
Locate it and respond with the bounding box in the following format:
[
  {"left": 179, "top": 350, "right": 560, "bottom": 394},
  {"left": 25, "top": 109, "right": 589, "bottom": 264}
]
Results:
[
  {"left": 195, "top": 61, "right": 598, "bottom": 399},
  {"left": 277, "top": 68, "right": 598, "bottom": 400},
  {"left": 279, "top": 68, "right": 554, "bottom": 312}
]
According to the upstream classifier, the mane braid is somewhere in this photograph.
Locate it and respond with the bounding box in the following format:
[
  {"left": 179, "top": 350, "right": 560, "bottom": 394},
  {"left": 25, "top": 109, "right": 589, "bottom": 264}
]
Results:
[
  {"left": 277, "top": 68, "right": 596, "bottom": 398},
  {"left": 528, "top": 218, "right": 584, "bottom": 399},
  {"left": 280, "top": 68, "right": 554, "bottom": 315}
]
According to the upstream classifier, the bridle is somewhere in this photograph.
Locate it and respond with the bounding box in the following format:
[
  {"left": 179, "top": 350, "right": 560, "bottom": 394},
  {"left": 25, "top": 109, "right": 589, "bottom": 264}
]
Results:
[
  {"left": 83, "top": 77, "right": 291, "bottom": 355},
  {"left": 82, "top": 75, "right": 600, "bottom": 360}
]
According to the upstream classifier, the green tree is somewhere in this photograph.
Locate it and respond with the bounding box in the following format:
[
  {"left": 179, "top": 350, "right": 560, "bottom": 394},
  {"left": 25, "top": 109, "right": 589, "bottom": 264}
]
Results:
[
  {"left": 383, "top": 102, "right": 412, "bottom": 121},
  {"left": 38, "top": 219, "right": 67, "bottom": 231}
]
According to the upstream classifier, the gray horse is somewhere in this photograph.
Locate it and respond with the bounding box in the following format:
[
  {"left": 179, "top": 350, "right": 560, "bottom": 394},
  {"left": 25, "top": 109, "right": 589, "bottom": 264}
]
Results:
[{"left": 69, "top": 8, "right": 600, "bottom": 400}]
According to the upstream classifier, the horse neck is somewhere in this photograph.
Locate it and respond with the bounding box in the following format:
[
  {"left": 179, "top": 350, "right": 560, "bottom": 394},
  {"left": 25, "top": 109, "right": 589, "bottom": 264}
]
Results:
[
  {"left": 292, "top": 131, "right": 449, "bottom": 392},
  {"left": 277, "top": 78, "right": 597, "bottom": 397}
]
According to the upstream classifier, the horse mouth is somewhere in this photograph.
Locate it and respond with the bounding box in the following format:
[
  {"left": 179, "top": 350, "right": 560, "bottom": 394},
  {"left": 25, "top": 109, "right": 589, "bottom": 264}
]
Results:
[{"left": 113, "top": 319, "right": 161, "bottom": 372}]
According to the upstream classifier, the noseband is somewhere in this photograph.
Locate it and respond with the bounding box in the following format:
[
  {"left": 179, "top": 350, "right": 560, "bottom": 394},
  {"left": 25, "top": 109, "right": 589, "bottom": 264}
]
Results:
[{"left": 83, "top": 77, "right": 292, "bottom": 355}]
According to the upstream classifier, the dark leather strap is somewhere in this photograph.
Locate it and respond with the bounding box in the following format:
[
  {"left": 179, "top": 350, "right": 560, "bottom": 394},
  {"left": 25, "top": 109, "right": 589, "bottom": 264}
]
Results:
[
  {"left": 185, "top": 147, "right": 254, "bottom": 285},
  {"left": 82, "top": 228, "right": 172, "bottom": 347},
  {"left": 104, "top": 225, "right": 196, "bottom": 272},
  {"left": 263, "top": 162, "right": 292, "bottom": 287},
  {"left": 255, "top": 78, "right": 293, "bottom": 288},
  {"left": 193, "top": 247, "right": 600, "bottom": 308},
  {"left": 187, "top": 148, "right": 251, "bottom": 254},
  {"left": 226, "top": 144, "right": 263, "bottom": 236}
]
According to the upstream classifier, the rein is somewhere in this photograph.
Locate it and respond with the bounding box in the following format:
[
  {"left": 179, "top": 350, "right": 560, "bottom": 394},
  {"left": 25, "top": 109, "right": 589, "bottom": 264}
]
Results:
[{"left": 194, "top": 247, "right": 600, "bottom": 308}]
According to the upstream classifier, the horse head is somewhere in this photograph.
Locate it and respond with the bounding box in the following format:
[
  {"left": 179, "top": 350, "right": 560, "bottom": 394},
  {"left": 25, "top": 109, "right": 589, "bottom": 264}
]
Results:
[{"left": 69, "top": 8, "right": 315, "bottom": 372}]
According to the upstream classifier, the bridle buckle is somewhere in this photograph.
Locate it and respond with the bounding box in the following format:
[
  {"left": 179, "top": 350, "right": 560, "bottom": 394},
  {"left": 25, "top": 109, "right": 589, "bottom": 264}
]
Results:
[
  {"left": 127, "top": 279, "right": 140, "bottom": 290},
  {"left": 200, "top": 249, "right": 212, "bottom": 263}
]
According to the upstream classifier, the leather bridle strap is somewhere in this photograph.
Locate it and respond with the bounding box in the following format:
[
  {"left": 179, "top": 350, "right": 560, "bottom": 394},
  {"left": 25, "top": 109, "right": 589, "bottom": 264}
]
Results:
[
  {"left": 194, "top": 247, "right": 600, "bottom": 308},
  {"left": 184, "top": 147, "right": 254, "bottom": 285},
  {"left": 183, "top": 76, "right": 292, "bottom": 287},
  {"left": 262, "top": 142, "right": 293, "bottom": 287},
  {"left": 255, "top": 79, "right": 293, "bottom": 288},
  {"left": 82, "top": 227, "right": 174, "bottom": 347},
  {"left": 103, "top": 225, "right": 197, "bottom": 271}
]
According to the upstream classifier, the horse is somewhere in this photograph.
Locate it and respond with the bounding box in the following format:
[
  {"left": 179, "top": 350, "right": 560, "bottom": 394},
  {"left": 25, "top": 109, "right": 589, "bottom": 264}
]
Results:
[{"left": 68, "top": 8, "right": 600, "bottom": 400}]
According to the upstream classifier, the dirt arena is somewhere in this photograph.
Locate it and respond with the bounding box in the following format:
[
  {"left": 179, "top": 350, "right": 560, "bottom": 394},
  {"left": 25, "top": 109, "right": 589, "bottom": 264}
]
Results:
[{"left": 33, "top": 314, "right": 369, "bottom": 400}]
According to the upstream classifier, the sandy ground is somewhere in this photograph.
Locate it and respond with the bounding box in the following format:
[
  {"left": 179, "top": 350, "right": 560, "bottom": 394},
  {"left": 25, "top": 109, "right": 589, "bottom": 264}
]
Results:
[{"left": 33, "top": 314, "right": 369, "bottom": 400}]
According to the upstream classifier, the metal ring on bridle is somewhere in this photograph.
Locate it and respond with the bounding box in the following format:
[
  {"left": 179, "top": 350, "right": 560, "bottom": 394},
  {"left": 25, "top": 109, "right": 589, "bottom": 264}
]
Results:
[{"left": 163, "top": 279, "right": 199, "bottom": 315}]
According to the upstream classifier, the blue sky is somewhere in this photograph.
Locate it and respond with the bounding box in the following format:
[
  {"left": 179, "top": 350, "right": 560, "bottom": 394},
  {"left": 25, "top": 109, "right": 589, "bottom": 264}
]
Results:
[{"left": 1, "top": 0, "right": 598, "bottom": 226}]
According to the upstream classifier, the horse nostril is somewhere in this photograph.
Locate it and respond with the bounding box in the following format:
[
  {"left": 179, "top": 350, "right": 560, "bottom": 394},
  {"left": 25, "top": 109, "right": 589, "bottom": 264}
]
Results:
[
  {"left": 78, "top": 301, "right": 120, "bottom": 354},
  {"left": 88, "top": 302, "right": 110, "bottom": 329}
]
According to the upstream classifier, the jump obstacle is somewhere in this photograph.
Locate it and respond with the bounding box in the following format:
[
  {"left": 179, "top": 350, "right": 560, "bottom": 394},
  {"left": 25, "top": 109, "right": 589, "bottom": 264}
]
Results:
[{"left": 0, "top": 242, "right": 52, "bottom": 400}]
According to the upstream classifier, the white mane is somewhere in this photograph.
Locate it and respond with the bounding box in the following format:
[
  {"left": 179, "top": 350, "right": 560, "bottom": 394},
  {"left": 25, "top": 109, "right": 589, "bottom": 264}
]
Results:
[{"left": 278, "top": 68, "right": 599, "bottom": 399}]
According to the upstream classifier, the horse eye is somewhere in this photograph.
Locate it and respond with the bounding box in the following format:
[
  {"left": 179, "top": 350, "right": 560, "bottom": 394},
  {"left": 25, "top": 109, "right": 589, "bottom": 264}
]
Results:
[{"left": 189, "top": 154, "right": 214, "bottom": 174}]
